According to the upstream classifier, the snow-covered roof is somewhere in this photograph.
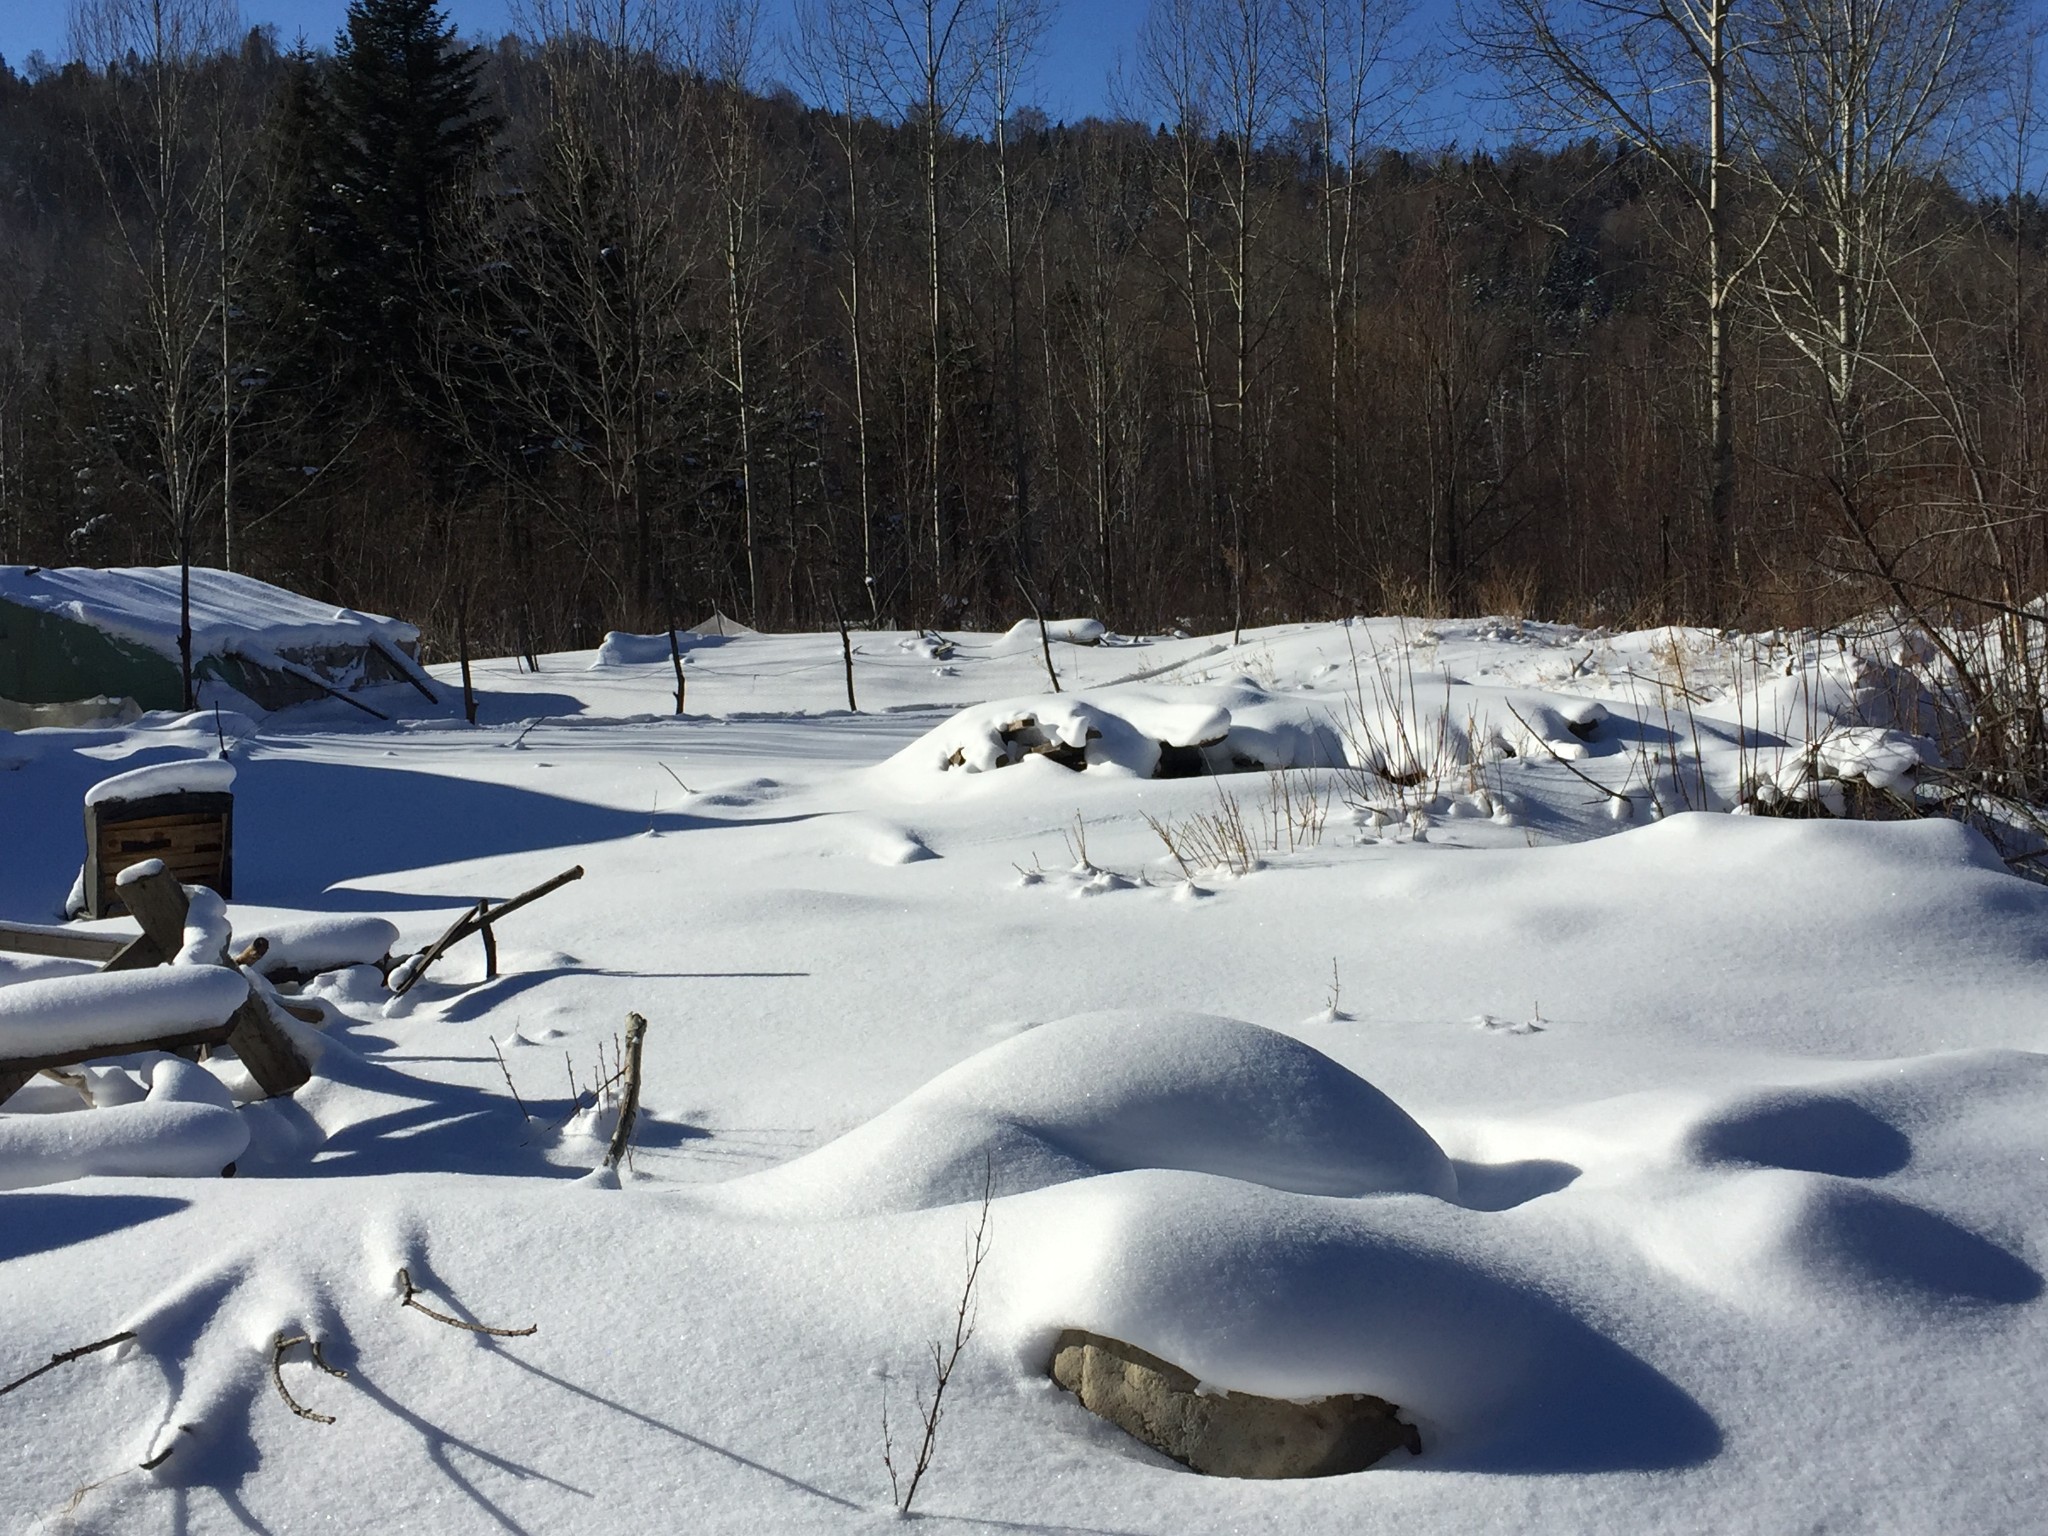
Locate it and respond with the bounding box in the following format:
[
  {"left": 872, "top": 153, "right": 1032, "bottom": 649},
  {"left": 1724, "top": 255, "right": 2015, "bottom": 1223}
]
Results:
[{"left": 0, "top": 565, "right": 418, "bottom": 662}]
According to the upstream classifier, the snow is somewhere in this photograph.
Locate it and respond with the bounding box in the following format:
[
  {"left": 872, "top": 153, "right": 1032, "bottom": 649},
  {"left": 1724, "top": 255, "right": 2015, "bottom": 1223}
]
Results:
[
  {"left": 5, "top": 614, "right": 2048, "bottom": 1534},
  {"left": 0, "top": 1055, "right": 247, "bottom": 1190},
  {"left": 249, "top": 916, "right": 398, "bottom": 979},
  {"left": 0, "top": 966, "right": 249, "bottom": 1057},
  {"left": 0, "top": 564, "right": 419, "bottom": 664},
  {"left": 1001, "top": 616, "right": 1108, "bottom": 647},
  {"left": 84, "top": 756, "right": 236, "bottom": 806},
  {"left": 718, "top": 1010, "right": 1457, "bottom": 1217}
]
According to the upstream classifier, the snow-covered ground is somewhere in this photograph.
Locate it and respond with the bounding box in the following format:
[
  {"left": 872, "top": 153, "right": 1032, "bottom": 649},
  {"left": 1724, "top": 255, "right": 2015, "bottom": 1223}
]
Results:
[{"left": 4, "top": 617, "right": 2044, "bottom": 1533}]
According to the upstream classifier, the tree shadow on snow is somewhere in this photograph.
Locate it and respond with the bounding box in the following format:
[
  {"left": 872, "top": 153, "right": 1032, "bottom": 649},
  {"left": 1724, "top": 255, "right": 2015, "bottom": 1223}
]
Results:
[
  {"left": 475, "top": 1340, "right": 869, "bottom": 1514},
  {"left": 431, "top": 966, "right": 810, "bottom": 1024},
  {"left": 255, "top": 1032, "right": 710, "bottom": 1180},
  {"left": 0, "top": 1191, "right": 188, "bottom": 1263},
  {"left": 233, "top": 758, "right": 817, "bottom": 908}
]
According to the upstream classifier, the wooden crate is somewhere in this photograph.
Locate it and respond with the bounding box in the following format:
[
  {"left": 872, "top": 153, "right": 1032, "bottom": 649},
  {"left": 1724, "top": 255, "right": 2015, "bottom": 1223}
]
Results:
[{"left": 84, "top": 790, "right": 234, "bottom": 919}]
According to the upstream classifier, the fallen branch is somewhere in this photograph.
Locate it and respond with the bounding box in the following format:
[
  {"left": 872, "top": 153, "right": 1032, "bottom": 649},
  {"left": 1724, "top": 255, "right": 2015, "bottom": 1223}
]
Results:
[
  {"left": 270, "top": 1333, "right": 346, "bottom": 1424},
  {"left": 0, "top": 1331, "right": 137, "bottom": 1399},
  {"left": 1014, "top": 575, "right": 1062, "bottom": 694},
  {"left": 1503, "top": 701, "right": 1633, "bottom": 807},
  {"left": 604, "top": 1013, "right": 648, "bottom": 1170},
  {"left": 389, "top": 868, "right": 586, "bottom": 998},
  {"left": 396, "top": 1267, "right": 537, "bottom": 1338}
]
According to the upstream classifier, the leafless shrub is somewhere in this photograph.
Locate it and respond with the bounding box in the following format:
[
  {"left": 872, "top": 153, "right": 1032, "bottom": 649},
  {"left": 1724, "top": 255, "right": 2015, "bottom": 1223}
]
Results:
[{"left": 883, "top": 1159, "right": 993, "bottom": 1514}]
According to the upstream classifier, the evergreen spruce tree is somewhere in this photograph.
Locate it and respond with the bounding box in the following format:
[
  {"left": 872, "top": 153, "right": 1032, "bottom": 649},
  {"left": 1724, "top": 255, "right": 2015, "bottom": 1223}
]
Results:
[{"left": 310, "top": 0, "right": 499, "bottom": 391}]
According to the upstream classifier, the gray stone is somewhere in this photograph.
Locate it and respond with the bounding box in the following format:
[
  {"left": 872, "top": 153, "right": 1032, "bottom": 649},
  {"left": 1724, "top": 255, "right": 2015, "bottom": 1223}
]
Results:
[{"left": 1049, "top": 1329, "right": 1421, "bottom": 1479}]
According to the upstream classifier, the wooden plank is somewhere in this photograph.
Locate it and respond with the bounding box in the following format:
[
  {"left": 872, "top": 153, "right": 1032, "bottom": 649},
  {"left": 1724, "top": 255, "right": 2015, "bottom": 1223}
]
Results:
[
  {"left": 85, "top": 791, "right": 233, "bottom": 919},
  {"left": 0, "top": 922, "right": 129, "bottom": 963},
  {"left": 0, "top": 1022, "right": 235, "bottom": 1080},
  {"left": 109, "top": 862, "right": 309, "bottom": 1097}
]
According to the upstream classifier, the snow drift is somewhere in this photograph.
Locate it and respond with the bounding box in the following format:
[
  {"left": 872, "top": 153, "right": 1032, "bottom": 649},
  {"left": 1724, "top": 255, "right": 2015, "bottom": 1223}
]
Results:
[{"left": 718, "top": 1009, "right": 1457, "bottom": 1217}]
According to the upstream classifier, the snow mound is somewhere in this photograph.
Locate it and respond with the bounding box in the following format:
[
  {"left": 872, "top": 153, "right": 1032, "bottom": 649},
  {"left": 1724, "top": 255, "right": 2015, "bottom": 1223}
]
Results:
[
  {"left": 1001, "top": 616, "right": 1106, "bottom": 647},
  {"left": 991, "top": 1171, "right": 1717, "bottom": 1469},
  {"left": 84, "top": 756, "right": 236, "bottom": 807},
  {"left": 0, "top": 1055, "right": 247, "bottom": 1190},
  {"left": 1638, "top": 1170, "right": 2040, "bottom": 1310},
  {"left": 882, "top": 681, "right": 1344, "bottom": 779},
  {"left": 720, "top": 1010, "right": 1457, "bottom": 1217},
  {"left": 589, "top": 628, "right": 729, "bottom": 666},
  {"left": 250, "top": 915, "right": 400, "bottom": 979}
]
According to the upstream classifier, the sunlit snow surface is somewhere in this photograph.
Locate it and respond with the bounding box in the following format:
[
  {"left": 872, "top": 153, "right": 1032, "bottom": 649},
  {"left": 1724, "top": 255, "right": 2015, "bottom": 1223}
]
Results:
[{"left": 4, "top": 617, "right": 2046, "bottom": 1533}]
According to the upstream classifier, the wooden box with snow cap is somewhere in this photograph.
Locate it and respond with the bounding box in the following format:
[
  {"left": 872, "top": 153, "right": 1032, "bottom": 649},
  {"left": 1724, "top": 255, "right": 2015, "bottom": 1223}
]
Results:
[{"left": 81, "top": 759, "right": 235, "bottom": 919}]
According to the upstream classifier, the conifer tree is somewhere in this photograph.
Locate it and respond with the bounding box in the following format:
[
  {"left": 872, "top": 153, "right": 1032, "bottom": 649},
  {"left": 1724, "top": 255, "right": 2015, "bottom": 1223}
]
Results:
[{"left": 311, "top": 0, "right": 499, "bottom": 389}]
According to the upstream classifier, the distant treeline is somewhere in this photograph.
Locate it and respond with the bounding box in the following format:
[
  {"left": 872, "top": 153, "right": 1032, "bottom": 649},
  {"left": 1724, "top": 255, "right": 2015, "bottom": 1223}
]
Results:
[{"left": 0, "top": 0, "right": 2039, "bottom": 657}]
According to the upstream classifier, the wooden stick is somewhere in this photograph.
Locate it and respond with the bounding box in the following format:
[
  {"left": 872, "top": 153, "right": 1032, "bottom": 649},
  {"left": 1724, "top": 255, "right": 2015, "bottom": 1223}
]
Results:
[
  {"left": 839, "top": 616, "right": 858, "bottom": 712},
  {"left": 389, "top": 900, "right": 487, "bottom": 998},
  {"left": 0, "top": 1070, "right": 30, "bottom": 1109},
  {"left": 453, "top": 866, "right": 584, "bottom": 942},
  {"left": 390, "top": 868, "right": 584, "bottom": 997},
  {"left": 1, "top": 1331, "right": 137, "bottom": 1399},
  {"left": 1015, "top": 575, "right": 1062, "bottom": 693},
  {"left": 605, "top": 1012, "right": 648, "bottom": 1170}
]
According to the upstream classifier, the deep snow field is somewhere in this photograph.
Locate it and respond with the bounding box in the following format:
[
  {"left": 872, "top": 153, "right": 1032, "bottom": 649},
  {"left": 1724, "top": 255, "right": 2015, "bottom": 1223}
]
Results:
[{"left": 5, "top": 616, "right": 2046, "bottom": 1534}]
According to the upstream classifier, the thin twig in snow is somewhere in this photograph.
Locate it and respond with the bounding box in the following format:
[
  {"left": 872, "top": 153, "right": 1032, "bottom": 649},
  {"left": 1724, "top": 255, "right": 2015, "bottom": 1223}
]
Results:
[
  {"left": 0, "top": 1331, "right": 136, "bottom": 1399},
  {"left": 397, "top": 1267, "right": 537, "bottom": 1338},
  {"left": 270, "top": 1333, "right": 346, "bottom": 1424}
]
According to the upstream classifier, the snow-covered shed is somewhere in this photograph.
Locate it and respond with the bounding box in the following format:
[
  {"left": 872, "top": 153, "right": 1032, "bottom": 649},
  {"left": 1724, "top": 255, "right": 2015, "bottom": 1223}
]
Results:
[{"left": 0, "top": 565, "right": 431, "bottom": 713}]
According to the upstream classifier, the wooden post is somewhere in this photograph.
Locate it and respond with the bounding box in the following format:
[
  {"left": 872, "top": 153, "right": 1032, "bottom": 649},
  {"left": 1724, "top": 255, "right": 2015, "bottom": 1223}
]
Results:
[
  {"left": 479, "top": 919, "right": 498, "bottom": 981},
  {"left": 667, "top": 619, "right": 686, "bottom": 716},
  {"left": 112, "top": 861, "right": 311, "bottom": 1097},
  {"left": 605, "top": 1012, "right": 647, "bottom": 1170},
  {"left": 458, "top": 593, "right": 479, "bottom": 725},
  {"left": 836, "top": 609, "right": 857, "bottom": 713},
  {"left": 117, "top": 860, "right": 197, "bottom": 959}
]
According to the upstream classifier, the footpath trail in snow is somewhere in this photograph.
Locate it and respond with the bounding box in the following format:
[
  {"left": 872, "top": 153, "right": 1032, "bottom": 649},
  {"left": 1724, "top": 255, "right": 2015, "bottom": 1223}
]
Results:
[{"left": 3, "top": 617, "right": 2045, "bottom": 1534}]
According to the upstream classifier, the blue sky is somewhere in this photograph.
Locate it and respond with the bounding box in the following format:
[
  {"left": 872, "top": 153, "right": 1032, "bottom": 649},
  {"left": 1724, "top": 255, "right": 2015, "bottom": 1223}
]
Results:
[{"left": 0, "top": 0, "right": 1484, "bottom": 136}]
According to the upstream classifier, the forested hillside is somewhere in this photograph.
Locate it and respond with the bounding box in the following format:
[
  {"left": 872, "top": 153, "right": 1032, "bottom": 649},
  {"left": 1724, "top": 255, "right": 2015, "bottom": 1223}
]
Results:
[{"left": 0, "top": 0, "right": 2037, "bottom": 657}]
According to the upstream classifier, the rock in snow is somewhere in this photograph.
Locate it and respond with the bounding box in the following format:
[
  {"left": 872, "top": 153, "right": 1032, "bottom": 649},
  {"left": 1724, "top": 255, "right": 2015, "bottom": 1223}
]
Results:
[{"left": 1049, "top": 1327, "right": 1422, "bottom": 1478}]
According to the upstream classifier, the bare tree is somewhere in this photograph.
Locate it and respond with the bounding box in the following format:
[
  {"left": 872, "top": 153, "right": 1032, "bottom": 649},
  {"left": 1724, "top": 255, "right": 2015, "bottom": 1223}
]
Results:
[
  {"left": 863, "top": 0, "right": 988, "bottom": 614},
  {"left": 1285, "top": 0, "right": 1408, "bottom": 558},
  {"left": 72, "top": 0, "right": 243, "bottom": 706},
  {"left": 437, "top": 0, "right": 695, "bottom": 627},
  {"left": 1141, "top": 0, "right": 1285, "bottom": 639},
  {"left": 983, "top": 0, "right": 1051, "bottom": 589},
  {"left": 696, "top": 0, "right": 777, "bottom": 621},
  {"left": 1467, "top": 0, "right": 1771, "bottom": 614}
]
